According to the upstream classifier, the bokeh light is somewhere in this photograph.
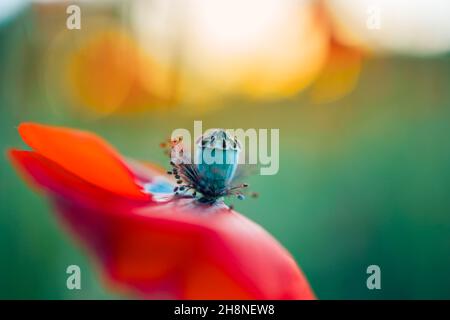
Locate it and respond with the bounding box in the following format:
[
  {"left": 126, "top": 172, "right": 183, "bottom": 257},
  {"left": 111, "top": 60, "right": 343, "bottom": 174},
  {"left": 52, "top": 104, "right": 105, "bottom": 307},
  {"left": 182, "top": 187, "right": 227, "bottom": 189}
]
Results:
[
  {"left": 327, "top": 0, "right": 450, "bottom": 56},
  {"left": 65, "top": 29, "right": 174, "bottom": 115},
  {"left": 133, "top": 0, "right": 330, "bottom": 108}
]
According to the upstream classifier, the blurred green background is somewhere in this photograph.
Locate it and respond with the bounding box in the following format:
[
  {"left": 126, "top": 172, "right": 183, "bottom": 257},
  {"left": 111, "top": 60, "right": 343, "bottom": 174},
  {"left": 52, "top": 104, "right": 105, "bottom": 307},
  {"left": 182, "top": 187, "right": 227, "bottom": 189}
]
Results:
[{"left": 1, "top": 1, "right": 450, "bottom": 299}]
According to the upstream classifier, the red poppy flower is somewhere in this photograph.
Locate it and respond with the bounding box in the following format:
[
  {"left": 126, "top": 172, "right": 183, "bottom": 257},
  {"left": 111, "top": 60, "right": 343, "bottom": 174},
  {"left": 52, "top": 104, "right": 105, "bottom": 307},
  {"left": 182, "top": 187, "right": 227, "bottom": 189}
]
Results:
[{"left": 8, "top": 122, "right": 315, "bottom": 299}]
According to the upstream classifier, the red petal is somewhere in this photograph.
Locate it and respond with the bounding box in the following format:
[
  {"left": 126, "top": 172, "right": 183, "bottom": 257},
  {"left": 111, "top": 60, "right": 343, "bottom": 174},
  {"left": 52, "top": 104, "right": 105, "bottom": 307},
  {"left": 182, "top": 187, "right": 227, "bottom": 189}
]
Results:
[
  {"left": 9, "top": 149, "right": 151, "bottom": 209},
  {"left": 57, "top": 196, "right": 315, "bottom": 299},
  {"left": 138, "top": 203, "right": 315, "bottom": 299},
  {"left": 18, "top": 123, "right": 147, "bottom": 199},
  {"left": 9, "top": 143, "right": 314, "bottom": 300}
]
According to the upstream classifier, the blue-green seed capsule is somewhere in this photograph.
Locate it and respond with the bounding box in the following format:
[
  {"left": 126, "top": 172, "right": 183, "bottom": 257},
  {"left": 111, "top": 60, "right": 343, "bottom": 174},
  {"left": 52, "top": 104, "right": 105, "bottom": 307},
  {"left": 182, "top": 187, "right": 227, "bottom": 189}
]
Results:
[{"left": 195, "top": 129, "right": 241, "bottom": 193}]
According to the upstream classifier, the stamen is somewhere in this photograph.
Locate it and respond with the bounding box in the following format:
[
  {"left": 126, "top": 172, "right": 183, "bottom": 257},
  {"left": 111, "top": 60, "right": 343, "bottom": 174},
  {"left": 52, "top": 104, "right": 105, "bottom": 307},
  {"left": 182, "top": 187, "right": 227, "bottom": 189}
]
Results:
[
  {"left": 163, "top": 129, "right": 251, "bottom": 205},
  {"left": 251, "top": 192, "right": 259, "bottom": 198},
  {"left": 229, "top": 183, "right": 249, "bottom": 191}
]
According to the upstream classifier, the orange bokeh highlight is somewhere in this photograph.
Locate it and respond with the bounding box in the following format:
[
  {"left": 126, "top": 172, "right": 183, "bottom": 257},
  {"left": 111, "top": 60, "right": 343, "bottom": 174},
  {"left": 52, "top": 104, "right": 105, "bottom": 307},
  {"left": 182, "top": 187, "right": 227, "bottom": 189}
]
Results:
[
  {"left": 310, "top": 41, "right": 363, "bottom": 104},
  {"left": 66, "top": 30, "right": 175, "bottom": 115}
]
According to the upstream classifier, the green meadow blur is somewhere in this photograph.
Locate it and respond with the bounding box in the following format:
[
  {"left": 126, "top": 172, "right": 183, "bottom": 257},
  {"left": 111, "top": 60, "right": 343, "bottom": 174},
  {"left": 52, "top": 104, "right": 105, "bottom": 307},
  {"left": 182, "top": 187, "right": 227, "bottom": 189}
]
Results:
[{"left": 1, "top": 2, "right": 450, "bottom": 299}]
